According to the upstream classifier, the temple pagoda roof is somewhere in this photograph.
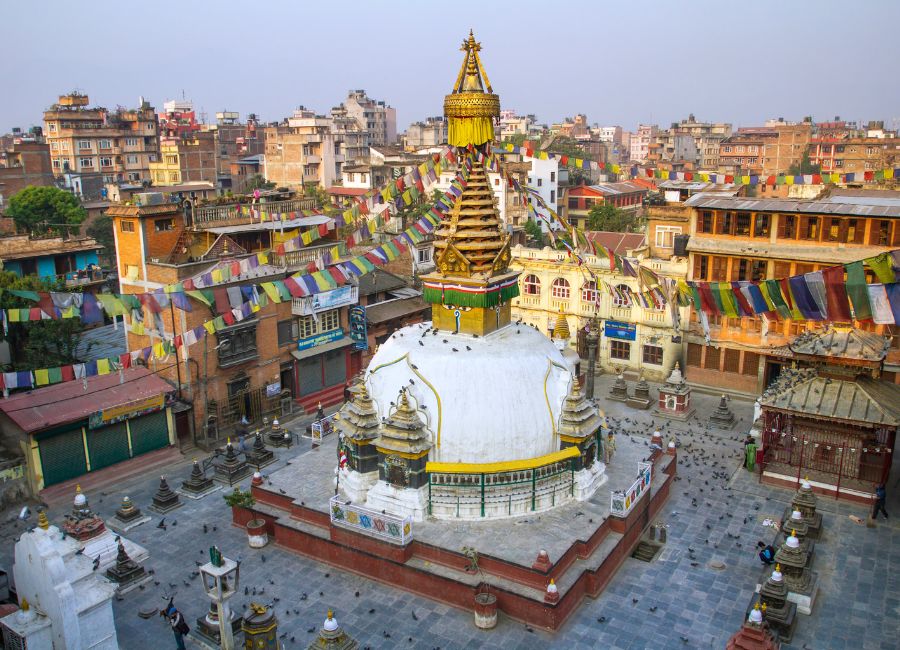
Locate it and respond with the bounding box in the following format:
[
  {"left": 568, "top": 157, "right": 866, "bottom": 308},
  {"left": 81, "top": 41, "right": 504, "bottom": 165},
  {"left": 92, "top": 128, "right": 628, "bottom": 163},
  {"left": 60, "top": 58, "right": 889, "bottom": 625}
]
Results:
[{"left": 788, "top": 327, "right": 890, "bottom": 364}]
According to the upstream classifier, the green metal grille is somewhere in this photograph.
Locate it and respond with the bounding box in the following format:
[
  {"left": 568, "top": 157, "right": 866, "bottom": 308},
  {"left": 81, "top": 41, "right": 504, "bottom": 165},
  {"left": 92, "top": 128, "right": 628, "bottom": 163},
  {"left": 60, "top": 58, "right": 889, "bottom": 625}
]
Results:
[
  {"left": 128, "top": 411, "right": 170, "bottom": 456},
  {"left": 38, "top": 428, "right": 87, "bottom": 486},
  {"left": 86, "top": 422, "right": 130, "bottom": 471}
]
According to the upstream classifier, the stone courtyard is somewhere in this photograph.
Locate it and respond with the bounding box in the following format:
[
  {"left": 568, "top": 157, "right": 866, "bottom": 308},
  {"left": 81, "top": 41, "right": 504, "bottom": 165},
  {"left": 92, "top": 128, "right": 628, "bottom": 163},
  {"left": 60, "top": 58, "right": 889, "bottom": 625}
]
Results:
[{"left": 2, "top": 373, "right": 898, "bottom": 649}]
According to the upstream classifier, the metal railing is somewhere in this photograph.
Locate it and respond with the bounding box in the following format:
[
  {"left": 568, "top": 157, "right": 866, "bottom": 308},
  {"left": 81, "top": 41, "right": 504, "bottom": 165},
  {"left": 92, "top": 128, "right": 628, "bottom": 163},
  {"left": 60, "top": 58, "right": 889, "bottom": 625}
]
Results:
[
  {"left": 610, "top": 461, "right": 653, "bottom": 518},
  {"left": 329, "top": 495, "right": 413, "bottom": 545},
  {"left": 192, "top": 197, "right": 318, "bottom": 228},
  {"left": 270, "top": 241, "right": 348, "bottom": 270},
  {"left": 309, "top": 414, "right": 337, "bottom": 442}
]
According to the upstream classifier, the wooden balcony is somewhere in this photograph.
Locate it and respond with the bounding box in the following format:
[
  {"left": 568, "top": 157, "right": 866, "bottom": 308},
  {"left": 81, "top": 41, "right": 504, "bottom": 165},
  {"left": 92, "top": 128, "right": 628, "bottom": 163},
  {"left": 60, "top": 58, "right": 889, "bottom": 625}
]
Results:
[{"left": 270, "top": 241, "right": 347, "bottom": 270}]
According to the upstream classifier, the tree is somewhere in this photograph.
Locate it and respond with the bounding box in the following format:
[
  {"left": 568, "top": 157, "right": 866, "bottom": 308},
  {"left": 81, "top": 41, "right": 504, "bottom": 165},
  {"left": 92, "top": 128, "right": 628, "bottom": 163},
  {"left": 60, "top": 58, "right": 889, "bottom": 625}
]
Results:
[
  {"left": 86, "top": 215, "right": 115, "bottom": 267},
  {"left": 501, "top": 133, "right": 528, "bottom": 148},
  {"left": 587, "top": 203, "right": 636, "bottom": 232},
  {"left": 0, "top": 272, "right": 86, "bottom": 370},
  {"left": 787, "top": 150, "right": 821, "bottom": 176},
  {"left": 303, "top": 183, "right": 331, "bottom": 210},
  {"left": 6, "top": 186, "right": 86, "bottom": 235},
  {"left": 243, "top": 174, "right": 275, "bottom": 193},
  {"left": 524, "top": 218, "right": 543, "bottom": 246}
]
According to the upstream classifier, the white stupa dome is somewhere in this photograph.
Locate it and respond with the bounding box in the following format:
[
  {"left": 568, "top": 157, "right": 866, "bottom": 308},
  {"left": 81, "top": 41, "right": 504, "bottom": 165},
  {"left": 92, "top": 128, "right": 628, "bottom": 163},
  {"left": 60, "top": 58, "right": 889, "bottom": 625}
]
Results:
[
  {"left": 791, "top": 510, "right": 803, "bottom": 521},
  {"left": 323, "top": 612, "right": 338, "bottom": 632},
  {"left": 365, "top": 321, "right": 574, "bottom": 464},
  {"left": 748, "top": 606, "right": 763, "bottom": 624},
  {"left": 786, "top": 532, "right": 800, "bottom": 548},
  {"left": 771, "top": 568, "right": 783, "bottom": 582}
]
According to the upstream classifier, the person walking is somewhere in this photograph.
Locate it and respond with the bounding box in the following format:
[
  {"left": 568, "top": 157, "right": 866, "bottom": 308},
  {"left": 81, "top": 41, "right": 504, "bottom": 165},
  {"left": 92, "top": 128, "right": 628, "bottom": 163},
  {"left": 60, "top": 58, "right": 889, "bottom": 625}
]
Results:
[
  {"left": 163, "top": 603, "right": 189, "bottom": 650},
  {"left": 872, "top": 483, "right": 889, "bottom": 520}
]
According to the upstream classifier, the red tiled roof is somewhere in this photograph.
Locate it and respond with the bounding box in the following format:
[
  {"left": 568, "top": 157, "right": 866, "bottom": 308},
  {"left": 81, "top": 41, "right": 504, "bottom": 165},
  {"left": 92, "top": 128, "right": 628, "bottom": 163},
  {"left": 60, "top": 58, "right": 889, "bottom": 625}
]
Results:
[
  {"left": 584, "top": 231, "right": 646, "bottom": 255},
  {"left": 326, "top": 187, "right": 369, "bottom": 196},
  {"left": 0, "top": 368, "right": 173, "bottom": 432}
]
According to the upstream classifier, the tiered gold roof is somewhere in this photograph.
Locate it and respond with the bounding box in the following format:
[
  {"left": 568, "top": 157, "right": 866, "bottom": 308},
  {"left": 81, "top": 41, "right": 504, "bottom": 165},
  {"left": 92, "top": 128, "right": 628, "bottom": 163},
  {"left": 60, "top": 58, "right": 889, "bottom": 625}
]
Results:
[
  {"left": 336, "top": 384, "right": 380, "bottom": 442},
  {"left": 433, "top": 161, "right": 510, "bottom": 278},
  {"left": 444, "top": 30, "right": 500, "bottom": 147},
  {"left": 553, "top": 310, "right": 571, "bottom": 340},
  {"left": 557, "top": 379, "right": 604, "bottom": 442},
  {"left": 375, "top": 389, "right": 432, "bottom": 456}
]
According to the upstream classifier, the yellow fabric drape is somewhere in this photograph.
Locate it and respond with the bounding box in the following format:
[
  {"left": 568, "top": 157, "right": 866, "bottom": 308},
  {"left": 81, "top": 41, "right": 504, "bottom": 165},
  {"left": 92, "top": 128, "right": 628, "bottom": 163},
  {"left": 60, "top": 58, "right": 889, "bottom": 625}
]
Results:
[{"left": 448, "top": 117, "right": 495, "bottom": 147}]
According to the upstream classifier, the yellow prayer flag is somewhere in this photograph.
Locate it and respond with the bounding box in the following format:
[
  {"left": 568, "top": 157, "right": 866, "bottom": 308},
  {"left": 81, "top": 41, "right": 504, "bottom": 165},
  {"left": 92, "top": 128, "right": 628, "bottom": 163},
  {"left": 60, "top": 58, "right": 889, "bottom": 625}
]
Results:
[
  {"left": 152, "top": 343, "right": 165, "bottom": 360},
  {"left": 786, "top": 176, "right": 794, "bottom": 185},
  {"left": 203, "top": 321, "right": 216, "bottom": 335},
  {"left": 741, "top": 175, "right": 750, "bottom": 185},
  {"left": 212, "top": 269, "right": 224, "bottom": 283},
  {"left": 831, "top": 173, "right": 841, "bottom": 183},
  {"left": 660, "top": 171, "right": 670, "bottom": 179},
  {"left": 368, "top": 220, "right": 377, "bottom": 234},
  {"left": 35, "top": 369, "right": 50, "bottom": 386},
  {"left": 97, "top": 358, "right": 110, "bottom": 375},
  {"left": 885, "top": 169, "right": 894, "bottom": 180}
]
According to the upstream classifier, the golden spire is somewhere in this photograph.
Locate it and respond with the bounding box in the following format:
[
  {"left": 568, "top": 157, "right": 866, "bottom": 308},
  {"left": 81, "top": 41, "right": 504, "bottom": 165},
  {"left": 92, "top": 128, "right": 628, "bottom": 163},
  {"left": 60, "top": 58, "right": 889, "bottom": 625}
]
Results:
[
  {"left": 553, "top": 310, "right": 570, "bottom": 340},
  {"left": 37, "top": 510, "right": 49, "bottom": 530},
  {"left": 444, "top": 30, "right": 500, "bottom": 148},
  {"left": 433, "top": 163, "right": 509, "bottom": 278}
]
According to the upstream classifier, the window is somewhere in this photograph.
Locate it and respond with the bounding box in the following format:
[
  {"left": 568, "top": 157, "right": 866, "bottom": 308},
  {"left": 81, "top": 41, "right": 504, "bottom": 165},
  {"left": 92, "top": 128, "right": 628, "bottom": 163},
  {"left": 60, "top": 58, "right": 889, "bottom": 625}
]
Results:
[
  {"left": 127, "top": 172, "right": 140, "bottom": 181},
  {"left": 612, "top": 284, "right": 632, "bottom": 308},
  {"left": 550, "top": 171, "right": 556, "bottom": 182},
  {"left": 78, "top": 140, "right": 91, "bottom": 150},
  {"left": 165, "top": 155, "right": 178, "bottom": 165},
  {"left": 716, "top": 211, "right": 734, "bottom": 235},
  {"left": 724, "top": 349, "right": 741, "bottom": 373},
  {"left": 642, "top": 344, "right": 663, "bottom": 365},
  {"left": 698, "top": 211, "right": 713, "bottom": 233},
  {"left": 154, "top": 218, "right": 175, "bottom": 232},
  {"left": 79, "top": 157, "right": 93, "bottom": 169},
  {"left": 120, "top": 220, "right": 135, "bottom": 232},
  {"left": 693, "top": 255, "right": 709, "bottom": 280},
  {"left": 710, "top": 256, "right": 727, "bottom": 281},
  {"left": 217, "top": 320, "right": 259, "bottom": 367},
  {"left": 742, "top": 352, "right": 760, "bottom": 376},
  {"left": 686, "top": 343, "right": 702, "bottom": 367},
  {"left": 778, "top": 214, "right": 796, "bottom": 239},
  {"left": 825, "top": 218, "right": 841, "bottom": 242},
  {"left": 100, "top": 157, "right": 112, "bottom": 167},
  {"left": 723, "top": 146, "right": 732, "bottom": 153},
  {"left": 610, "top": 340, "right": 631, "bottom": 360},
  {"left": 537, "top": 178, "right": 543, "bottom": 187},
  {"left": 523, "top": 274, "right": 540, "bottom": 295},
  {"left": 298, "top": 308, "right": 341, "bottom": 339},
  {"left": 52, "top": 159, "right": 61, "bottom": 169},
  {"left": 801, "top": 216, "right": 819, "bottom": 240},
  {"left": 835, "top": 160, "right": 844, "bottom": 168},
  {"left": 871, "top": 220, "right": 891, "bottom": 246},
  {"left": 125, "top": 137, "right": 138, "bottom": 147},
  {"left": 277, "top": 319, "right": 299, "bottom": 347},
  {"left": 99, "top": 139, "right": 112, "bottom": 149},
  {"left": 48, "top": 123, "right": 57, "bottom": 132},
  {"left": 550, "top": 278, "right": 570, "bottom": 299},
  {"left": 753, "top": 214, "right": 770, "bottom": 238},
  {"left": 656, "top": 225, "right": 681, "bottom": 248},
  {"left": 127, "top": 154, "right": 138, "bottom": 164},
  {"left": 581, "top": 281, "right": 598, "bottom": 305},
  {"left": 416, "top": 247, "right": 432, "bottom": 264},
  {"left": 550, "top": 189, "right": 555, "bottom": 203}
]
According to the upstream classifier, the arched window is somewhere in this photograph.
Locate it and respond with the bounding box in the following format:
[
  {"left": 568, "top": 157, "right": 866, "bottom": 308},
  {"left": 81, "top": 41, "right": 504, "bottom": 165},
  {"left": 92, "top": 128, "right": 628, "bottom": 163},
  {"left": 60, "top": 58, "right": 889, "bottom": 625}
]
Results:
[
  {"left": 612, "top": 284, "right": 632, "bottom": 308},
  {"left": 581, "top": 280, "right": 598, "bottom": 305},
  {"left": 551, "top": 278, "right": 570, "bottom": 299},
  {"left": 523, "top": 274, "right": 540, "bottom": 295}
]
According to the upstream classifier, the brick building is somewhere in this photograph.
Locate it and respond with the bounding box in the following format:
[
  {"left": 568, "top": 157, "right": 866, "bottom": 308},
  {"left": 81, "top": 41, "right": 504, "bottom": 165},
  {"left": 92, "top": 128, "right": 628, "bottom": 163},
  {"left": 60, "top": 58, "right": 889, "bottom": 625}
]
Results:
[
  {"left": 718, "top": 129, "right": 774, "bottom": 175},
  {"left": 149, "top": 132, "right": 217, "bottom": 187},
  {"left": 563, "top": 182, "right": 648, "bottom": 230},
  {"left": 682, "top": 189, "right": 900, "bottom": 395},
  {"left": 0, "top": 141, "right": 55, "bottom": 205},
  {"left": 43, "top": 93, "right": 159, "bottom": 184},
  {"left": 808, "top": 136, "right": 900, "bottom": 175}
]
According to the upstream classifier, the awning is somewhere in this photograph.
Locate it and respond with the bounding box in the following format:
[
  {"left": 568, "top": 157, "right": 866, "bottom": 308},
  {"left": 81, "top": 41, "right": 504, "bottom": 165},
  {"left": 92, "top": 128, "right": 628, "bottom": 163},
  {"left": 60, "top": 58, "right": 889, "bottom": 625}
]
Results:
[
  {"left": 290, "top": 337, "right": 354, "bottom": 361},
  {"left": 364, "top": 296, "right": 430, "bottom": 324}
]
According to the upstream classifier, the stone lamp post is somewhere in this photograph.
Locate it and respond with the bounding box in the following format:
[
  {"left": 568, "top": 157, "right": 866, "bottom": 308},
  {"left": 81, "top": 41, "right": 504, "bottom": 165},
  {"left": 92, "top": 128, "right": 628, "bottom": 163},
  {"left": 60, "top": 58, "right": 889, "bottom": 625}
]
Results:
[
  {"left": 199, "top": 546, "right": 240, "bottom": 650},
  {"left": 585, "top": 317, "right": 600, "bottom": 399}
]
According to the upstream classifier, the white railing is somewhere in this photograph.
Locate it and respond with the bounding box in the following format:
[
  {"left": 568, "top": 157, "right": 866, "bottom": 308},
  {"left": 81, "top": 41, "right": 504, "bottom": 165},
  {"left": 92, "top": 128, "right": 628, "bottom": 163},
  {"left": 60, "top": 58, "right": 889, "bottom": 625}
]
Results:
[
  {"left": 610, "top": 461, "right": 653, "bottom": 518},
  {"left": 291, "top": 286, "right": 358, "bottom": 317},
  {"left": 329, "top": 496, "right": 413, "bottom": 545}
]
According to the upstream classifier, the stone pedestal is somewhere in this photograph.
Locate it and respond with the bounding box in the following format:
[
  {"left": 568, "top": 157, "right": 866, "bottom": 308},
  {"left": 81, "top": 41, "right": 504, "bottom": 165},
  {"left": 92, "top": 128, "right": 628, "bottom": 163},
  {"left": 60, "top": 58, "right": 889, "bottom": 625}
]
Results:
[
  {"left": 307, "top": 609, "right": 359, "bottom": 649},
  {"left": 245, "top": 432, "right": 275, "bottom": 469},
  {"left": 543, "top": 580, "right": 559, "bottom": 604},
  {"left": 212, "top": 442, "right": 252, "bottom": 485},
  {"left": 784, "top": 478, "right": 822, "bottom": 539},
  {"left": 654, "top": 363, "right": 694, "bottom": 421},
  {"left": 265, "top": 420, "right": 291, "bottom": 448},
  {"left": 608, "top": 373, "right": 629, "bottom": 402},
  {"left": 726, "top": 614, "right": 780, "bottom": 650},
  {"left": 750, "top": 565, "right": 797, "bottom": 643},
  {"left": 107, "top": 496, "right": 151, "bottom": 533},
  {"left": 149, "top": 476, "right": 183, "bottom": 514},
  {"left": 62, "top": 486, "right": 108, "bottom": 542},
  {"left": 194, "top": 601, "right": 242, "bottom": 648},
  {"left": 532, "top": 550, "right": 552, "bottom": 572},
  {"left": 105, "top": 539, "right": 150, "bottom": 594},
  {"left": 626, "top": 375, "right": 652, "bottom": 410},
  {"left": 785, "top": 572, "right": 819, "bottom": 616},
  {"left": 179, "top": 460, "right": 220, "bottom": 499},
  {"left": 709, "top": 394, "right": 736, "bottom": 429}
]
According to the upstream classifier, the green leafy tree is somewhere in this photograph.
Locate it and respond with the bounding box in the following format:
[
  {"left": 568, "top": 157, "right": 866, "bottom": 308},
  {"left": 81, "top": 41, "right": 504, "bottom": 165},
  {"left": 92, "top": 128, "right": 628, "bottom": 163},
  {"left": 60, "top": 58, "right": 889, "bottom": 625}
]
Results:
[
  {"left": 501, "top": 133, "right": 528, "bottom": 148},
  {"left": 303, "top": 183, "right": 331, "bottom": 210},
  {"left": 787, "top": 150, "right": 821, "bottom": 176},
  {"left": 6, "top": 186, "right": 86, "bottom": 235},
  {"left": 524, "top": 218, "right": 543, "bottom": 246},
  {"left": 0, "top": 272, "right": 86, "bottom": 369},
  {"left": 587, "top": 203, "right": 636, "bottom": 232},
  {"left": 86, "top": 215, "right": 115, "bottom": 267},
  {"left": 243, "top": 174, "right": 275, "bottom": 192}
]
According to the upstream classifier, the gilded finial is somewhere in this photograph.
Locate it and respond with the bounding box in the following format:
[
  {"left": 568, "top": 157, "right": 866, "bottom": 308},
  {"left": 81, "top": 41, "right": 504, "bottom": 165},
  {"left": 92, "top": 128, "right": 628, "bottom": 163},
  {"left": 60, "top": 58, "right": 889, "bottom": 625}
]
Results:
[
  {"left": 75, "top": 484, "right": 82, "bottom": 494},
  {"left": 327, "top": 609, "right": 334, "bottom": 620},
  {"left": 37, "top": 510, "right": 49, "bottom": 530},
  {"left": 20, "top": 598, "right": 29, "bottom": 612},
  {"left": 791, "top": 529, "right": 797, "bottom": 537},
  {"left": 775, "top": 563, "right": 781, "bottom": 572}
]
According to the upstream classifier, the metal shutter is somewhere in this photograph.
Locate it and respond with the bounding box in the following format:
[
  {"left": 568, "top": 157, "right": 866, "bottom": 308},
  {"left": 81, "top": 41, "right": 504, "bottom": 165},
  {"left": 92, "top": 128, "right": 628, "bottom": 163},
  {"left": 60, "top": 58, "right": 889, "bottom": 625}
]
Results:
[
  {"left": 38, "top": 428, "right": 87, "bottom": 486},
  {"left": 129, "top": 411, "right": 170, "bottom": 456},
  {"left": 86, "top": 422, "right": 130, "bottom": 471},
  {"left": 298, "top": 356, "right": 323, "bottom": 397},
  {"left": 323, "top": 349, "right": 346, "bottom": 388}
]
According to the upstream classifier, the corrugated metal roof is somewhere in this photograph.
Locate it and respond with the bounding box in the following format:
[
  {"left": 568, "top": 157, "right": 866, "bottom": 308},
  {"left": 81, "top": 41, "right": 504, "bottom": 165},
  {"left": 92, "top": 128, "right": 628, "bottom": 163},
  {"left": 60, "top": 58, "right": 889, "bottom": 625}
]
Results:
[
  {"left": 789, "top": 328, "right": 889, "bottom": 362},
  {"left": 206, "top": 215, "right": 332, "bottom": 234},
  {"left": 364, "top": 296, "right": 430, "bottom": 324},
  {"left": 0, "top": 368, "right": 173, "bottom": 432},
  {"left": 684, "top": 193, "right": 900, "bottom": 218},
  {"left": 760, "top": 369, "right": 900, "bottom": 426},
  {"left": 584, "top": 231, "right": 647, "bottom": 255}
]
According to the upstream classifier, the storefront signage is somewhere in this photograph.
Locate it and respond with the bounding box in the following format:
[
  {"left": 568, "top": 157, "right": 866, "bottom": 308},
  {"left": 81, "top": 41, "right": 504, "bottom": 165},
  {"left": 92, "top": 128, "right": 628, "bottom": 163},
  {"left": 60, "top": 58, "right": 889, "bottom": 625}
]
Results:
[
  {"left": 89, "top": 393, "right": 165, "bottom": 429},
  {"left": 265, "top": 381, "right": 282, "bottom": 398},
  {"left": 605, "top": 320, "right": 636, "bottom": 341},
  {"left": 348, "top": 306, "right": 368, "bottom": 350},
  {"left": 294, "top": 286, "right": 358, "bottom": 315},
  {"left": 297, "top": 328, "right": 345, "bottom": 351}
]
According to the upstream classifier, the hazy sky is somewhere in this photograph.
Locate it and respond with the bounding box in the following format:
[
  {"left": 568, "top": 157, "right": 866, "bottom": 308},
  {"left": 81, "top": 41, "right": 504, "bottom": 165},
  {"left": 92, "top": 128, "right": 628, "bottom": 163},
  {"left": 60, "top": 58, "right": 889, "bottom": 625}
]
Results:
[{"left": 3, "top": 0, "right": 899, "bottom": 134}]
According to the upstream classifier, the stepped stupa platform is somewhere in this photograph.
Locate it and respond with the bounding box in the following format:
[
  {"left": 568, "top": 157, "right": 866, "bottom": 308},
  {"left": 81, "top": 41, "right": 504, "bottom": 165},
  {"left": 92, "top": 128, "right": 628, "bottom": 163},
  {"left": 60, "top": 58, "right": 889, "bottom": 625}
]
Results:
[{"left": 232, "top": 432, "right": 676, "bottom": 630}]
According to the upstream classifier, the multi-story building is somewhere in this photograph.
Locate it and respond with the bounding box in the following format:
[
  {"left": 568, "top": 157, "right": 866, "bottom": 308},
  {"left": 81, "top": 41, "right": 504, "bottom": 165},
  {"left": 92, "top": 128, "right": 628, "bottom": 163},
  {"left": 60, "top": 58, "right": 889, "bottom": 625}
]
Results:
[
  {"left": 0, "top": 233, "right": 104, "bottom": 288},
  {"left": 596, "top": 126, "right": 623, "bottom": 146},
  {"left": 0, "top": 141, "right": 55, "bottom": 205},
  {"left": 402, "top": 117, "right": 447, "bottom": 150},
  {"left": 682, "top": 189, "right": 900, "bottom": 395},
  {"left": 107, "top": 189, "right": 362, "bottom": 442},
  {"left": 563, "top": 182, "right": 649, "bottom": 230},
  {"left": 149, "top": 132, "right": 217, "bottom": 187},
  {"left": 338, "top": 89, "right": 396, "bottom": 146},
  {"left": 43, "top": 92, "right": 159, "bottom": 184},
  {"left": 329, "top": 106, "right": 370, "bottom": 165},
  {"left": 718, "top": 128, "right": 774, "bottom": 175},
  {"left": 509, "top": 244, "right": 688, "bottom": 381},
  {"left": 654, "top": 116, "right": 732, "bottom": 170},
  {"left": 808, "top": 136, "right": 900, "bottom": 175},
  {"left": 159, "top": 99, "right": 200, "bottom": 138},
  {"left": 209, "top": 112, "right": 265, "bottom": 190},
  {"left": 630, "top": 124, "right": 658, "bottom": 162},
  {"left": 499, "top": 110, "right": 537, "bottom": 140},
  {"left": 763, "top": 122, "right": 812, "bottom": 175},
  {"left": 264, "top": 108, "right": 342, "bottom": 189}
]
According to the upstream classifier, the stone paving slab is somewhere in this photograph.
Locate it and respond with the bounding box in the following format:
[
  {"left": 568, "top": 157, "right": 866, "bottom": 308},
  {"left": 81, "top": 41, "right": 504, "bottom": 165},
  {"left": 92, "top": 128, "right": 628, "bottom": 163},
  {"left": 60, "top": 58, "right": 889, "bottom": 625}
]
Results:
[{"left": 0, "top": 373, "right": 896, "bottom": 649}]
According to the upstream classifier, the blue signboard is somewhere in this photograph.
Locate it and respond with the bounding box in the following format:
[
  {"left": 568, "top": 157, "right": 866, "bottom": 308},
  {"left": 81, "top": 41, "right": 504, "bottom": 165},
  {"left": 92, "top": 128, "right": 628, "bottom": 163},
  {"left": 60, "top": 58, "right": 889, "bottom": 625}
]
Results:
[
  {"left": 297, "top": 328, "right": 345, "bottom": 351},
  {"left": 348, "top": 306, "right": 368, "bottom": 350},
  {"left": 605, "top": 320, "right": 636, "bottom": 341}
]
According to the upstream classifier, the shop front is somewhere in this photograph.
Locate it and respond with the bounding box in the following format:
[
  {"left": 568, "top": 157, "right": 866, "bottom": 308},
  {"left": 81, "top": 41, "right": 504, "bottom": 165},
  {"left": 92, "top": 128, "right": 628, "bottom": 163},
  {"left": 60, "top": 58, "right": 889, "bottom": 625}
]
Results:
[{"left": 291, "top": 330, "right": 357, "bottom": 412}]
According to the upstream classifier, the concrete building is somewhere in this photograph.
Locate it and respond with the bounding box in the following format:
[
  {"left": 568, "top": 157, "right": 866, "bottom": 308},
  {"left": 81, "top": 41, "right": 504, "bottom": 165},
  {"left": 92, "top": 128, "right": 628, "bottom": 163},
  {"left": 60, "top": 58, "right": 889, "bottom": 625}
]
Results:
[
  {"left": 682, "top": 189, "right": 900, "bottom": 395},
  {"left": 564, "top": 182, "right": 649, "bottom": 230},
  {"left": 264, "top": 108, "right": 342, "bottom": 189},
  {"left": 630, "top": 124, "right": 658, "bottom": 163},
  {"left": 339, "top": 89, "right": 396, "bottom": 146},
  {"left": 43, "top": 93, "right": 159, "bottom": 184},
  {"left": 149, "top": 132, "right": 217, "bottom": 186},
  {"left": 208, "top": 111, "right": 265, "bottom": 190},
  {"left": 158, "top": 99, "right": 199, "bottom": 138},
  {"left": 402, "top": 117, "right": 447, "bottom": 150},
  {"left": 596, "top": 126, "right": 623, "bottom": 146},
  {"left": 499, "top": 110, "right": 538, "bottom": 140},
  {"left": 808, "top": 136, "right": 900, "bottom": 175},
  {"left": 763, "top": 122, "right": 812, "bottom": 175},
  {"left": 0, "top": 234, "right": 103, "bottom": 288},
  {"left": 718, "top": 128, "right": 775, "bottom": 175},
  {"left": 509, "top": 244, "right": 687, "bottom": 381},
  {"left": 0, "top": 141, "right": 55, "bottom": 206}
]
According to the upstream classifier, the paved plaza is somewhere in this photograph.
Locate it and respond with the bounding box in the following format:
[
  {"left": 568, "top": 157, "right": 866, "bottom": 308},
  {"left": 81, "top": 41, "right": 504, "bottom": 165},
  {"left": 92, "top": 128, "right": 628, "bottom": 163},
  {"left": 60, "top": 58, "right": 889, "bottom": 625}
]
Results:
[{"left": 2, "top": 374, "right": 898, "bottom": 649}]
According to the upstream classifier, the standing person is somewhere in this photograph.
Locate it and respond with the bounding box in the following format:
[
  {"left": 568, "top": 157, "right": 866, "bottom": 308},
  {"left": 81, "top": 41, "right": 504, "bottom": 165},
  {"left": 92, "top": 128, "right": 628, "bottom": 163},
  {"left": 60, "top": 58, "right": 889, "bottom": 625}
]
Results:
[
  {"left": 604, "top": 431, "right": 616, "bottom": 464},
  {"left": 316, "top": 402, "right": 325, "bottom": 421},
  {"left": 343, "top": 382, "right": 352, "bottom": 404},
  {"left": 872, "top": 483, "right": 889, "bottom": 520},
  {"left": 163, "top": 603, "right": 189, "bottom": 650}
]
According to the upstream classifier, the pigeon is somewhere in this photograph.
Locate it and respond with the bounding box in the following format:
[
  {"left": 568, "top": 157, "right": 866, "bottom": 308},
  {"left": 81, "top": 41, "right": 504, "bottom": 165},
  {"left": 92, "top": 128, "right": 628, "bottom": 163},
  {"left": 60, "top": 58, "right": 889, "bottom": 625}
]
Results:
[
  {"left": 157, "top": 518, "right": 167, "bottom": 530},
  {"left": 418, "top": 341, "right": 424, "bottom": 346},
  {"left": 92, "top": 555, "right": 101, "bottom": 571},
  {"left": 369, "top": 608, "right": 376, "bottom": 614},
  {"left": 261, "top": 553, "right": 266, "bottom": 563},
  {"left": 452, "top": 348, "right": 458, "bottom": 352},
  {"left": 203, "top": 524, "right": 208, "bottom": 534},
  {"left": 597, "top": 616, "right": 606, "bottom": 623},
  {"left": 649, "top": 606, "right": 657, "bottom": 612},
  {"left": 411, "top": 610, "right": 418, "bottom": 621},
  {"left": 466, "top": 346, "right": 471, "bottom": 351}
]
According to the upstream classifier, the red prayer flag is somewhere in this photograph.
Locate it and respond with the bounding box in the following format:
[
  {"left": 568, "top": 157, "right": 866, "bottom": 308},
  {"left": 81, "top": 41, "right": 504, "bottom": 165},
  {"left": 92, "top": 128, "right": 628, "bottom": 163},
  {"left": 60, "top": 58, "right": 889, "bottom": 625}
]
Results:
[
  {"left": 766, "top": 176, "right": 776, "bottom": 185},
  {"left": 61, "top": 365, "right": 75, "bottom": 381},
  {"left": 559, "top": 155, "right": 569, "bottom": 166},
  {"left": 812, "top": 174, "right": 822, "bottom": 184},
  {"left": 864, "top": 171, "right": 874, "bottom": 181},
  {"left": 822, "top": 265, "right": 852, "bottom": 322},
  {"left": 724, "top": 175, "right": 734, "bottom": 184},
  {"left": 119, "top": 354, "right": 131, "bottom": 369},
  {"left": 684, "top": 172, "right": 693, "bottom": 181}
]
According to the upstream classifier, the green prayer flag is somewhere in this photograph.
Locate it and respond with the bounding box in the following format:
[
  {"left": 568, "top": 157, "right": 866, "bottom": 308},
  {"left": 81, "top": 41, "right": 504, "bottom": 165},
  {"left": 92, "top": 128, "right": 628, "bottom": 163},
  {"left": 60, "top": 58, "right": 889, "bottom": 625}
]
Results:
[
  {"left": 867, "top": 252, "right": 895, "bottom": 284},
  {"left": 844, "top": 261, "right": 872, "bottom": 320}
]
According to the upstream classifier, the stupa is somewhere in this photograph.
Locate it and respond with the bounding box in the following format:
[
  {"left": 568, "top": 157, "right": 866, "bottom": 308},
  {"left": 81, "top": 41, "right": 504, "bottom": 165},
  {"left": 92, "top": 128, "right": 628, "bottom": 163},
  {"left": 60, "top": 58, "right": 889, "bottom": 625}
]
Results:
[
  {"left": 242, "top": 603, "right": 281, "bottom": 650},
  {"left": 655, "top": 362, "right": 694, "bottom": 421},
  {"left": 179, "top": 459, "right": 219, "bottom": 499},
  {"left": 726, "top": 604, "right": 780, "bottom": 650},
  {"left": 149, "top": 475, "right": 182, "bottom": 513},
  {"left": 608, "top": 373, "right": 630, "bottom": 402},
  {"left": 556, "top": 378, "right": 607, "bottom": 499},
  {"left": 62, "top": 485, "right": 107, "bottom": 541},
  {"left": 245, "top": 431, "right": 275, "bottom": 469},
  {"left": 335, "top": 384, "right": 381, "bottom": 503},
  {"left": 778, "top": 510, "right": 814, "bottom": 556},
  {"left": 107, "top": 495, "right": 150, "bottom": 533},
  {"left": 783, "top": 477, "right": 821, "bottom": 538},
  {"left": 772, "top": 529, "right": 818, "bottom": 615},
  {"left": 748, "top": 564, "right": 797, "bottom": 643},
  {"left": 212, "top": 439, "right": 251, "bottom": 485},
  {"left": 307, "top": 609, "right": 358, "bottom": 650},
  {"left": 626, "top": 372, "right": 652, "bottom": 410},
  {"left": 105, "top": 537, "right": 149, "bottom": 593},
  {"left": 709, "top": 394, "right": 736, "bottom": 429},
  {"left": 335, "top": 37, "right": 605, "bottom": 521}
]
